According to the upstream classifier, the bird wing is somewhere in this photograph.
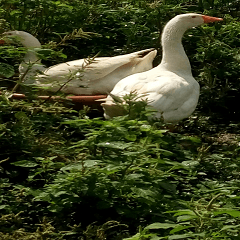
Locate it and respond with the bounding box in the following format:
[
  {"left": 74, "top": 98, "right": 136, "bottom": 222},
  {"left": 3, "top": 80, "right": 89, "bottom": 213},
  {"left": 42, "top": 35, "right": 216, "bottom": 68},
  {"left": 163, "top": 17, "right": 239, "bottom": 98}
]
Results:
[{"left": 38, "top": 48, "right": 156, "bottom": 83}]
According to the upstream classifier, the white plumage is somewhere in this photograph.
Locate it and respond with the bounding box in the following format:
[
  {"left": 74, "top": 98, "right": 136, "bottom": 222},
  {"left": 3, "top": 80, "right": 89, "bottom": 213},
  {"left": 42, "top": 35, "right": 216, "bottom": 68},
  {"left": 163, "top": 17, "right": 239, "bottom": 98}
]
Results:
[
  {"left": 102, "top": 13, "right": 223, "bottom": 123},
  {"left": 4, "top": 31, "right": 157, "bottom": 95}
]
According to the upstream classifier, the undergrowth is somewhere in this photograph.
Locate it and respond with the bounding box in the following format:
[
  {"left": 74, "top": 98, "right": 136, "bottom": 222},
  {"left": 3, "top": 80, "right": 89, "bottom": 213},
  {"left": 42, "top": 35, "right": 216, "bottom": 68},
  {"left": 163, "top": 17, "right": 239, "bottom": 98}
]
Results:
[
  {"left": 0, "top": 1, "right": 240, "bottom": 239},
  {"left": 0, "top": 92, "right": 239, "bottom": 239}
]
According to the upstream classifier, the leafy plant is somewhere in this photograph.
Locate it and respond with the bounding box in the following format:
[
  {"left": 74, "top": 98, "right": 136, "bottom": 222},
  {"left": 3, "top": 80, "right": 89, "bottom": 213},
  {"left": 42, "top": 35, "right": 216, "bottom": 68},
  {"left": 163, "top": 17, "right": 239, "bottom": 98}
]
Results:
[{"left": 1, "top": 1, "right": 240, "bottom": 239}]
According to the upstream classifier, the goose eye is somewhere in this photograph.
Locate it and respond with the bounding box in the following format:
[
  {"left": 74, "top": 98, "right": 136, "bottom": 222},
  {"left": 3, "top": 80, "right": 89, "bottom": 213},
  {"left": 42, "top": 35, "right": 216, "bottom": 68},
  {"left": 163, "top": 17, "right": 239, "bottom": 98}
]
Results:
[{"left": 192, "top": 16, "right": 196, "bottom": 18}]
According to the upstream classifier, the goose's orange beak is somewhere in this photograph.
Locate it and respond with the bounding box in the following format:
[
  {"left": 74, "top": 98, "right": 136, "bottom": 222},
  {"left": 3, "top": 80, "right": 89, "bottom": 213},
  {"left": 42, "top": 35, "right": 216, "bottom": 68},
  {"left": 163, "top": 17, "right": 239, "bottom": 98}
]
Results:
[{"left": 202, "top": 15, "right": 223, "bottom": 23}]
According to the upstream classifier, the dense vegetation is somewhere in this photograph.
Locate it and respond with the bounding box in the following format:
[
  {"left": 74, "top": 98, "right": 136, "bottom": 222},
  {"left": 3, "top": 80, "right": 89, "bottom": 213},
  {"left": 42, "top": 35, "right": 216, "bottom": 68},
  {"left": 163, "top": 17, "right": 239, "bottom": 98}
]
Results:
[{"left": 0, "top": 0, "right": 240, "bottom": 239}]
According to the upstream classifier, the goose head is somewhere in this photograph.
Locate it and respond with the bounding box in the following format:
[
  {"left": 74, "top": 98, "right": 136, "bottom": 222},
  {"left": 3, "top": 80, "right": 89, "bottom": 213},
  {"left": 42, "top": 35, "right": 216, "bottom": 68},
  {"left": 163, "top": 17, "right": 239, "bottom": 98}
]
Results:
[
  {"left": 3, "top": 30, "right": 41, "bottom": 48},
  {"left": 2, "top": 31, "right": 45, "bottom": 83},
  {"left": 164, "top": 13, "right": 223, "bottom": 32},
  {"left": 3, "top": 30, "right": 42, "bottom": 66}
]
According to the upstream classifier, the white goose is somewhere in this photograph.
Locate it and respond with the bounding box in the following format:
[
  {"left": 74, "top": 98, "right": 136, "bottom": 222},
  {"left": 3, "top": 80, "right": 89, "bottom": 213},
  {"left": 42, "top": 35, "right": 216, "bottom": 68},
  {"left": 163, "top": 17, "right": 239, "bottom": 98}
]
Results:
[
  {"left": 102, "top": 13, "right": 223, "bottom": 123},
  {"left": 3, "top": 31, "right": 157, "bottom": 95}
]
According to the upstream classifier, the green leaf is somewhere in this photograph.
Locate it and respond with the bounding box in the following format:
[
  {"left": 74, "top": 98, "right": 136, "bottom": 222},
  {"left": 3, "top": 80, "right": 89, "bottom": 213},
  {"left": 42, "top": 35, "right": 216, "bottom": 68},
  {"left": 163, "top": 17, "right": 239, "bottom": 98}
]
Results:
[
  {"left": 10, "top": 10, "right": 22, "bottom": 16},
  {"left": 214, "top": 210, "right": 240, "bottom": 218},
  {"left": 15, "top": 112, "right": 28, "bottom": 120},
  {"left": 125, "top": 173, "right": 144, "bottom": 180},
  {"left": 0, "top": 205, "right": 9, "bottom": 210},
  {"left": 173, "top": 210, "right": 196, "bottom": 216},
  {"left": 181, "top": 136, "right": 201, "bottom": 143},
  {"left": 159, "top": 149, "right": 174, "bottom": 156},
  {"left": 61, "top": 163, "right": 83, "bottom": 171},
  {"left": 0, "top": 63, "right": 15, "bottom": 78},
  {"left": 123, "top": 233, "right": 141, "bottom": 240},
  {"left": 101, "top": 165, "right": 120, "bottom": 175},
  {"left": 61, "top": 160, "right": 98, "bottom": 171},
  {"left": 220, "top": 224, "right": 240, "bottom": 232},
  {"left": 131, "top": 187, "right": 157, "bottom": 202},
  {"left": 181, "top": 160, "right": 199, "bottom": 168},
  {"left": 170, "top": 225, "right": 193, "bottom": 234},
  {"left": 177, "top": 215, "right": 197, "bottom": 222},
  {"left": 125, "top": 134, "right": 137, "bottom": 141},
  {"left": 11, "top": 160, "right": 38, "bottom": 168},
  {"left": 97, "top": 141, "right": 133, "bottom": 150},
  {"left": 159, "top": 182, "right": 176, "bottom": 193},
  {"left": 169, "top": 232, "right": 205, "bottom": 240},
  {"left": 145, "top": 223, "right": 177, "bottom": 230},
  {"left": 54, "top": 191, "right": 72, "bottom": 197},
  {"left": 140, "top": 124, "right": 151, "bottom": 131}
]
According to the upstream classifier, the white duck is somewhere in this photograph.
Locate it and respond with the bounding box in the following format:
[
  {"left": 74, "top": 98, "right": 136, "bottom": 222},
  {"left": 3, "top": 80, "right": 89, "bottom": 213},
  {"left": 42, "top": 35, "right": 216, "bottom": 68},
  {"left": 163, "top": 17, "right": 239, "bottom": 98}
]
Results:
[
  {"left": 102, "top": 13, "right": 223, "bottom": 123},
  {"left": 3, "top": 31, "right": 157, "bottom": 95}
]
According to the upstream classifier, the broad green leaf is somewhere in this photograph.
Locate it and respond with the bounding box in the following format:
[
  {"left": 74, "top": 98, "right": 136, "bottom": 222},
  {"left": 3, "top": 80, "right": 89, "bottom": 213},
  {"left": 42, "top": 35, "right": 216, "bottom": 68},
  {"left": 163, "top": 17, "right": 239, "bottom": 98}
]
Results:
[
  {"left": 10, "top": 10, "right": 22, "bottom": 16},
  {"left": 61, "top": 160, "right": 99, "bottom": 171},
  {"left": 140, "top": 124, "right": 151, "bottom": 131},
  {"left": 0, "top": 63, "right": 15, "bottom": 78},
  {"left": 159, "top": 149, "right": 174, "bottom": 156},
  {"left": 123, "top": 233, "right": 141, "bottom": 240},
  {"left": 11, "top": 160, "right": 38, "bottom": 168},
  {"left": 181, "top": 136, "right": 201, "bottom": 143},
  {"left": 125, "top": 173, "right": 144, "bottom": 180},
  {"left": 97, "top": 141, "right": 132, "bottom": 150},
  {"left": 131, "top": 187, "right": 156, "bottom": 201},
  {"left": 54, "top": 191, "right": 72, "bottom": 197},
  {"left": 173, "top": 210, "right": 196, "bottom": 216},
  {"left": 15, "top": 112, "right": 28, "bottom": 120},
  {"left": 169, "top": 234, "right": 191, "bottom": 240},
  {"left": 61, "top": 163, "right": 83, "bottom": 171},
  {"left": 84, "top": 160, "right": 100, "bottom": 168},
  {"left": 159, "top": 182, "right": 176, "bottom": 193},
  {"left": 220, "top": 224, "right": 240, "bottom": 232},
  {"left": 0, "top": 205, "right": 8, "bottom": 210},
  {"left": 145, "top": 223, "right": 177, "bottom": 230},
  {"left": 214, "top": 210, "right": 240, "bottom": 218},
  {"left": 177, "top": 215, "right": 197, "bottom": 222},
  {"left": 170, "top": 225, "right": 193, "bottom": 234},
  {"left": 33, "top": 192, "right": 51, "bottom": 202},
  {"left": 101, "top": 165, "right": 120, "bottom": 175},
  {"left": 181, "top": 160, "right": 199, "bottom": 167},
  {"left": 169, "top": 232, "right": 205, "bottom": 240},
  {"left": 125, "top": 134, "right": 137, "bottom": 141},
  {"left": 123, "top": 150, "right": 144, "bottom": 156},
  {"left": 150, "top": 236, "right": 166, "bottom": 240}
]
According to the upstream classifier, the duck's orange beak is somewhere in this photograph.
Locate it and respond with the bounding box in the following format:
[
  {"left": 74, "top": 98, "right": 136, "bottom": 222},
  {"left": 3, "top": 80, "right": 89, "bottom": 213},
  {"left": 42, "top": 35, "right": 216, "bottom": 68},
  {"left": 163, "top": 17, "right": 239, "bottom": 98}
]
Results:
[{"left": 202, "top": 15, "right": 223, "bottom": 23}]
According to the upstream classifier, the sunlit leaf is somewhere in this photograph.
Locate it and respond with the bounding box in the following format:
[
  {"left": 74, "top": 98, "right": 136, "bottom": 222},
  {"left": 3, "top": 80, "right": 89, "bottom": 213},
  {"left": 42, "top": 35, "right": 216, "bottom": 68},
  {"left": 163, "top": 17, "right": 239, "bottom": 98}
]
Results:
[
  {"left": 145, "top": 223, "right": 177, "bottom": 230},
  {"left": 97, "top": 141, "right": 133, "bottom": 150},
  {"left": 220, "top": 224, "right": 240, "bottom": 232},
  {"left": 214, "top": 210, "right": 240, "bottom": 218},
  {"left": 11, "top": 160, "right": 38, "bottom": 168},
  {"left": 169, "top": 232, "right": 205, "bottom": 240}
]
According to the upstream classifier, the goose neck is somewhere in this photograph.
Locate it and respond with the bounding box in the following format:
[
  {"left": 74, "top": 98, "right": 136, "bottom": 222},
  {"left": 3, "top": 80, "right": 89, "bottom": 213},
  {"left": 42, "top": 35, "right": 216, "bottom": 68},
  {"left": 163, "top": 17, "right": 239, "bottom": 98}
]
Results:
[
  {"left": 24, "top": 50, "right": 41, "bottom": 64},
  {"left": 160, "top": 22, "right": 192, "bottom": 74}
]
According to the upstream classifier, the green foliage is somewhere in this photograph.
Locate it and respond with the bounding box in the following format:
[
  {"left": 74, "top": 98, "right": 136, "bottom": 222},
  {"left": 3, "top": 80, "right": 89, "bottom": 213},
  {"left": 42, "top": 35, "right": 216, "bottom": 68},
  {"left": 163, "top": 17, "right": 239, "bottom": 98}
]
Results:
[
  {"left": 1, "top": 0, "right": 240, "bottom": 239},
  {"left": 191, "top": 15, "right": 240, "bottom": 121},
  {"left": 1, "top": 88, "right": 240, "bottom": 239},
  {"left": 125, "top": 194, "right": 240, "bottom": 239}
]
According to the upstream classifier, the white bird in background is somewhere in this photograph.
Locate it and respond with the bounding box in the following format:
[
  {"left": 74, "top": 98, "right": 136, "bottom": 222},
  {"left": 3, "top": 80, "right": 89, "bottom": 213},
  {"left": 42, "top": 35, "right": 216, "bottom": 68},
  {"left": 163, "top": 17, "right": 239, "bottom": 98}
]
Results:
[
  {"left": 3, "top": 31, "right": 157, "bottom": 95},
  {"left": 102, "top": 13, "right": 223, "bottom": 123}
]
